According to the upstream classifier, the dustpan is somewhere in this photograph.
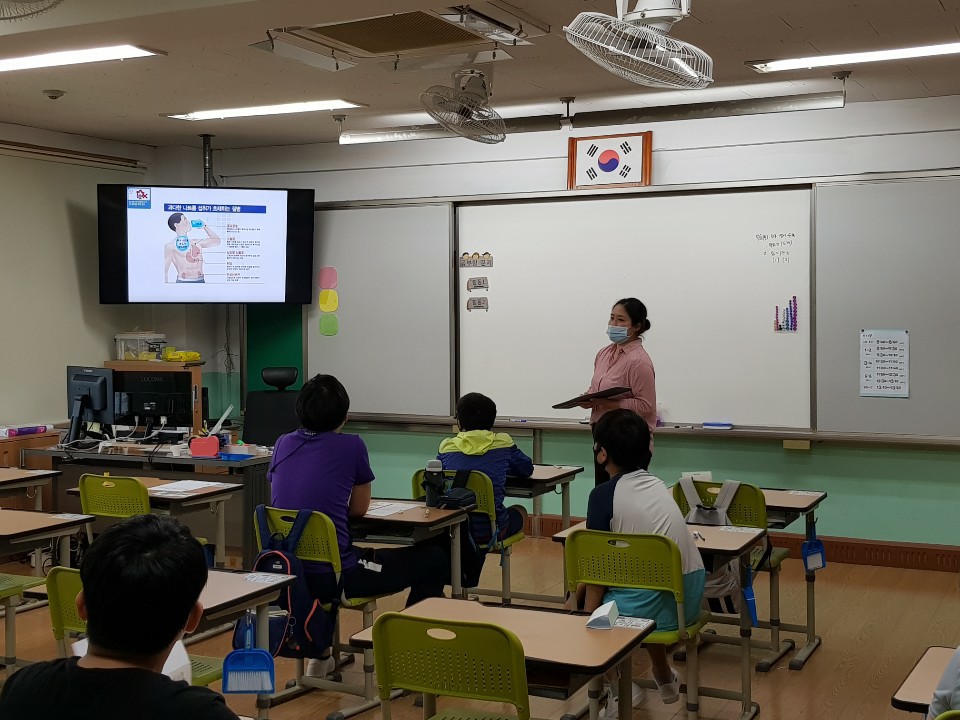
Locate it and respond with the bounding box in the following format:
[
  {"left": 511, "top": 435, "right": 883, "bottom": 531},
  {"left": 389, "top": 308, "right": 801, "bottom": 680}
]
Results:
[
  {"left": 801, "top": 522, "right": 826, "bottom": 572},
  {"left": 222, "top": 610, "right": 275, "bottom": 694}
]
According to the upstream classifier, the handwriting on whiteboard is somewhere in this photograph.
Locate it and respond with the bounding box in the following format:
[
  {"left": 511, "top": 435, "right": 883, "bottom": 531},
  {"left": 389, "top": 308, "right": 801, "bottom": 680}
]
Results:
[{"left": 756, "top": 232, "right": 796, "bottom": 264}]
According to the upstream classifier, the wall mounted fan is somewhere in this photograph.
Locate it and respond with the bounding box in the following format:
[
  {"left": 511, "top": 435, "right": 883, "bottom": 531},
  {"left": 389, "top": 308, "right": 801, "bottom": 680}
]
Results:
[
  {"left": 420, "top": 69, "right": 506, "bottom": 144},
  {"left": 564, "top": 0, "right": 713, "bottom": 89},
  {"left": 0, "top": 0, "right": 65, "bottom": 21}
]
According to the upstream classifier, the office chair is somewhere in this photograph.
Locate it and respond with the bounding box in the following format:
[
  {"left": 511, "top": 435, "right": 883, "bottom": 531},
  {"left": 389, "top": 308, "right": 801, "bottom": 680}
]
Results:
[{"left": 243, "top": 367, "right": 300, "bottom": 446}]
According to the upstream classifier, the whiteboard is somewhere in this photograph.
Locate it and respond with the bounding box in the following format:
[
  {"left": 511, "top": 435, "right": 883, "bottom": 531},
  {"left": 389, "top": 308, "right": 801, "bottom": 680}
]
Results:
[
  {"left": 306, "top": 204, "right": 452, "bottom": 416},
  {"left": 816, "top": 178, "right": 960, "bottom": 435},
  {"left": 458, "top": 189, "right": 811, "bottom": 428}
]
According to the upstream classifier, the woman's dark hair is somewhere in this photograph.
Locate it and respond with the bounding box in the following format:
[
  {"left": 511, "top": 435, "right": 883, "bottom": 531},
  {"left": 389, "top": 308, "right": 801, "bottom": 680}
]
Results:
[
  {"left": 593, "top": 408, "right": 652, "bottom": 472},
  {"left": 455, "top": 392, "right": 497, "bottom": 431},
  {"left": 614, "top": 297, "right": 652, "bottom": 335},
  {"left": 81, "top": 514, "right": 207, "bottom": 657},
  {"left": 296, "top": 374, "right": 350, "bottom": 432}
]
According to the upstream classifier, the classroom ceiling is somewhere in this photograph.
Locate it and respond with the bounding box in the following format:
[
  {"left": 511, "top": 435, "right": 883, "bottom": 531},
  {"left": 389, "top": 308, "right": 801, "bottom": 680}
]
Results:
[{"left": 0, "top": 0, "right": 959, "bottom": 149}]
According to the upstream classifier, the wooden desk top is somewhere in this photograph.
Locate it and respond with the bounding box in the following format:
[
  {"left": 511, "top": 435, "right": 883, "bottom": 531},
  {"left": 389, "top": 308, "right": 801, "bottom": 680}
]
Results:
[
  {"left": 357, "top": 499, "right": 472, "bottom": 528},
  {"left": 66, "top": 477, "right": 243, "bottom": 505},
  {"left": 0, "top": 509, "right": 94, "bottom": 541},
  {"left": 199, "top": 569, "right": 295, "bottom": 621},
  {"left": 760, "top": 488, "right": 827, "bottom": 513},
  {"left": 25, "top": 445, "right": 271, "bottom": 468},
  {"left": 553, "top": 521, "right": 766, "bottom": 557},
  {"left": 525, "top": 465, "right": 586, "bottom": 482},
  {"left": 891, "top": 645, "right": 954, "bottom": 713},
  {"left": 0, "top": 467, "right": 60, "bottom": 486},
  {"left": 351, "top": 597, "right": 653, "bottom": 674}
]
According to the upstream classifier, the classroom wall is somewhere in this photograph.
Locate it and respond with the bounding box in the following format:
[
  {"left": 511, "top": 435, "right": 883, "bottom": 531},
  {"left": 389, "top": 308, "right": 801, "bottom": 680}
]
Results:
[{"left": 231, "top": 93, "right": 960, "bottom": 547}]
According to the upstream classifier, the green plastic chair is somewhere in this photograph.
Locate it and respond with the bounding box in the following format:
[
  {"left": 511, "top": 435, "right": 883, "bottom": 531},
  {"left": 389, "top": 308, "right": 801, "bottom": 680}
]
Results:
[
  {"left": 672, "top": 477, "right": 792, "bottom": 670},
  {"left": 1, "top": 572, "right": 45, "bottom": 680},
  {"left": 78, "top": 473, "right": 151, "bottom": 518},
  {"left": 934, "top": 711, "right": 960, "bottom": 719},
  {"left": 564, "top": 529, "right": 707, "bottom": 719},
  {"left": 254, "top": 506, "right": 391, "bottom": 717},
  {"left": 373, "top": 612, "right": 530, "bottom": 720},
  {"left": 44, "top": 566, "right": 222, "bottom": 687},
  {"left": 412, "top": 468, "right": 525, "bottom": 602}
]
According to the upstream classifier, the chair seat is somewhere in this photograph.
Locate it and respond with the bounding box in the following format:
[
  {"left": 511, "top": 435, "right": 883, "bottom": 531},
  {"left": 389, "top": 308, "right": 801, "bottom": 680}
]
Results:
[
  {"left": 751, "top": 546, "right": 790, "bottom": 572},
  {"left": 0, "top": 573, "right": 45, "bottom": 600},
  {"left": 492, "top": 531, "right": 525, "bottom": 553},
  {"left": 642, "top": 610, "right": 710, "bottom": 646},
  {"left": 429, "top": 707, "right": 522, "bottom": 720},
  {"left": 341, "top": 594, "right": 390, "bottom": 609},
  {"left": 189, "top": 654, "right": 223, "bottom": 687}
]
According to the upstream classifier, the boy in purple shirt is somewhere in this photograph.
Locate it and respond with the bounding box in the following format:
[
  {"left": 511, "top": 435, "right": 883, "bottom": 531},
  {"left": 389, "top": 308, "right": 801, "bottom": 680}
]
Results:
[{"left": 269, "top": 374, "right": 450, "bottom": 613}]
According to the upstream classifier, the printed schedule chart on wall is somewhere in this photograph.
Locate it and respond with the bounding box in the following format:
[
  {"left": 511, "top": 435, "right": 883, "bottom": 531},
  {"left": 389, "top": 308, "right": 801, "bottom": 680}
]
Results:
[{"left": 860, "top": 329, "right": 909, "bottom": 398}]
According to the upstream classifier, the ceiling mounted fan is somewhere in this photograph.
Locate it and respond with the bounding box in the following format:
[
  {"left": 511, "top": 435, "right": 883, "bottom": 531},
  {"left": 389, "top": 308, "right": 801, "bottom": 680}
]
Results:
[
  {"left": 0, "top": 0, "right": 65, "bottom": 21},
  {"left": 564, "top": 0, "right": 713, "bottom": 90},
  {"left": 420, "top": 69, "right": 507, "bottom": 145}
]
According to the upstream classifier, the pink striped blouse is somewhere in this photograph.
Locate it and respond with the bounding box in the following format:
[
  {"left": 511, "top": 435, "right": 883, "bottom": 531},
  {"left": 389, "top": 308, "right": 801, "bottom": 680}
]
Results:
[{"left": 588, "top": 340, "right": 657, "bottom": 438}]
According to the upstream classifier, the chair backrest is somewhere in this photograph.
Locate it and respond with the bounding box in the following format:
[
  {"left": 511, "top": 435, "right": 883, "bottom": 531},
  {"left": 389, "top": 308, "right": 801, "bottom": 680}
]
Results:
[
  {"left": 372, "top": 612, "right": 530, "bottom": 720},
  {"left": 242, "top": 392, "right": 299, "bottom": 446},
  {"left": 411, "top": 468, "right": 496, "bottom": 528},
  {"left": 78, "top": 473, "right": 151, "bottom": 518},
  {"left": 564, "top": 529, "right": 687, "bottom": 634},
  {"left": 254, "top": 506, "right": 342, "bottom": 571},
  {"left": 672, "top": 477, "right": 768, "bottom": 529},
  {"left": 934, "top": 711, "right": 960, "bottom": 720},
  {"left": 46, "top": 567, "right": 86, "bottom": 657}
]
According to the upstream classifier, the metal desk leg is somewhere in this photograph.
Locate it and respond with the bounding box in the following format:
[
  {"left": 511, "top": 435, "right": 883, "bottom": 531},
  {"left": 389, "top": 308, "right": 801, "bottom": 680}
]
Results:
[
  {"left": 3, "top": 595, "right": 17, "bottom": 681},
  {"left": 561, "top": 482, "right": 571, "bottom": 530},
  {"left": 59, "top": 535, "right": 71, "bottom": 568},
  {"left": 737, "top": 556, "right": 760, "bottom": 720},
  {"left": 241, "top": 463, "right": 270, "bottom": 569},
  {"left": 617, "top": 655, "right": 632, "bottom": 720},
  {"left": 531, "top": 496, "right": 542, "bottom": 537},
  {"left": 586, "top": 675, "right": 603, "bottom": 720},
  {"left": 450, "top": 523, "right": 463, "bottom": 598},
  {"left": 789, "top": 511, "right": 822, "bottom": 670},
  {"left": 33, "top": 484, "right": 44, "bottom": 576},
  {"left": 214, "top": 500, "right": 226, "bottom": 568},
  {"left": 256, "top": 601, "right": 271, "bottom": 720}
]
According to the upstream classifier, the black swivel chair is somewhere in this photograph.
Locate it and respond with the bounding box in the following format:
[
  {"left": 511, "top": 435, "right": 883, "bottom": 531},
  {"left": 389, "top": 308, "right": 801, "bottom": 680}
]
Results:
[{"left": 243, "top": 367, "right": 301, "bottom": 446}]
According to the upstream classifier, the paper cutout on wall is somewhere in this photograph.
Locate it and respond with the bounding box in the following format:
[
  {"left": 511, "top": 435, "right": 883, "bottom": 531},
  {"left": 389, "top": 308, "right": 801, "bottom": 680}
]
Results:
[
  {"left": 459, "top": 251, "right": 493, "bottom": 268},
  {"left": 319, "top": 289, "right": 339, "bottom": 313},
  {"left": 467, "top": 277, "right": 489, "bottom": 292},
  {"left": 466, "top": 297, "right": 489, "bottom": 311},
  {"left": 318, "top": 266, "right": 338, "bottom": 289},
  {"left": 319, "top": 314, "right": 339, "bottom": 336}
]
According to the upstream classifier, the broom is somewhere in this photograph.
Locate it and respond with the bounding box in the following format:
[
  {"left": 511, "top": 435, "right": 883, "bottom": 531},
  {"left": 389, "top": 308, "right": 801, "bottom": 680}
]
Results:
[{"left": 222, "top": 610, "right": 275, "bottom": 694}]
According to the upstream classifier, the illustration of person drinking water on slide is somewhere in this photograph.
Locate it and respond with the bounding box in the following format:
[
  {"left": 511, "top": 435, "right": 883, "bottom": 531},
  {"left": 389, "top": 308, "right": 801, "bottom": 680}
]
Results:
[{"left": 163, "top": 212, "right": 221, "bottom": 283}]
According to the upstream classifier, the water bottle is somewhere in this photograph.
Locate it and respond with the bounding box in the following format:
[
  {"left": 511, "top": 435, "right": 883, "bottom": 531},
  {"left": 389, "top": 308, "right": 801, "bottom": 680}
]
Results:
[{"left": 423, "top": 459, "right": 444, "bottom": 507}]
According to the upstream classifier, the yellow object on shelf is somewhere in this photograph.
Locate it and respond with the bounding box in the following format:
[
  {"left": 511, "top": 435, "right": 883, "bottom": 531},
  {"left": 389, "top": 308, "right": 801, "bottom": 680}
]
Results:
[{"left": 164, "top": 350, "right": 202, "bottom": 362}]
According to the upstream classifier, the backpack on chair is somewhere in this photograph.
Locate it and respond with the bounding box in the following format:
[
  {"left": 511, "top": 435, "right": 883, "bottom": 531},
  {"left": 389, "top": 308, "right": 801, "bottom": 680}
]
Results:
[
  {"left": 678, "top": 476, "right": 742, "bottom": 614},
  {"left": 231, "top": 506, "right": 338, "bottom": 658}
]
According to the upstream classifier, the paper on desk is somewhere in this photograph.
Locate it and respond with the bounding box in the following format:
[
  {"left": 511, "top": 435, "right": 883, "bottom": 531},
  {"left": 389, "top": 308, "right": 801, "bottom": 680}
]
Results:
[
  {"left": 614, "top": 616, "right": 654, "bottom": 630},
  {"left": 786, "top": 490, "right": 820, "bottom": 496},
  {"left": 153, "top": 480, "right": 224, "bottom": 492},
  {"left": 150, "top": 491, "right": 192, "bottom": 499},
  {"left": 365, "top": 502, "right": 418, "bottom": 517},
  {"left": 51, "top": 513, "right": 89, "bottom": 520},
  {"left": 72, "top": 638, "right": 192, "bottom": 683},
  {"left": 586, "top": 600, "right": 619, "bottom": 629},
  {"left": 718, "top": 526, "right": 760, "bottom": 534}
]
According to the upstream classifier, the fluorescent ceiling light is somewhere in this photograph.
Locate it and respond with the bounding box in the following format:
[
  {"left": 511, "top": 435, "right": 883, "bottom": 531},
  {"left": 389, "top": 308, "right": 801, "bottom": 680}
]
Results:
[
  {"left": 747, "top": 41, "right": 960, "bottom": 73},
  {"left": 166, "top": 99, "right": 363, "bottom": 121},
  {"left": 0, "top": 45, "right": 159, "bottom": 73}
]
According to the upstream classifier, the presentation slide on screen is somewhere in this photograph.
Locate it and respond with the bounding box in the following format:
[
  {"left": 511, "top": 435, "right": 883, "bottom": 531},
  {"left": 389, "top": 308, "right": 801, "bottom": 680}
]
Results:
[{"left": 125, "top": 186, "right": 289, "bottom": 302}]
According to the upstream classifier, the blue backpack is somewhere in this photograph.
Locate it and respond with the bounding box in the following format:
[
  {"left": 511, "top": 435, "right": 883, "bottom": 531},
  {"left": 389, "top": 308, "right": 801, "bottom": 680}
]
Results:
[{"left": 232, "top": 506, "right": 338, "bottom": 658}]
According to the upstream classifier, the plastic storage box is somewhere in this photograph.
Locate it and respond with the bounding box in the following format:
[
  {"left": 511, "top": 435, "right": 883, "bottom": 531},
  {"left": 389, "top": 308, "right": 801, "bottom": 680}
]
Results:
[{"left": 115, "top": 332, "right": 167, "bottom": 361}]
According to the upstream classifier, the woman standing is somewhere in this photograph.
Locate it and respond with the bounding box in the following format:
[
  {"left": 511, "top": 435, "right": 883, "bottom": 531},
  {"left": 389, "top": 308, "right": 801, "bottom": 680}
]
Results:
[{"left": 582, "top": 298, "right": 656, "bottom": 485}]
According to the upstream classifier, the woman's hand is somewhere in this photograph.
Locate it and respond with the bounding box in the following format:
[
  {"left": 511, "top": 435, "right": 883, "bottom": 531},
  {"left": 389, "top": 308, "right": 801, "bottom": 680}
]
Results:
[{"left": 590, "top": 399, "right": 620, "bottom": 413}]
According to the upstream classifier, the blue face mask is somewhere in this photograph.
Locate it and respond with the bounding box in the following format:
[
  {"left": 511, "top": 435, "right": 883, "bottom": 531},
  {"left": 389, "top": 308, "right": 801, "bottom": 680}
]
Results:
[{"left": 606, "top": 325, "right": 629, "bottom": 343}]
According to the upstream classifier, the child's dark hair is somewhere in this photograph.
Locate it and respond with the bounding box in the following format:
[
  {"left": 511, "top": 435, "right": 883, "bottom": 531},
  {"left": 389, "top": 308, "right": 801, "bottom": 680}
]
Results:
[
  {"left": 296, "top": 374, "right": 350, "bottom": 432},
  {"left": 614, "top": 297, "right": 652, "bottom": 335},
  {"left": 80, "top": 514, "right": 207, "bottom": 657},
  {"left": 593, "top": 408, "right": 651, "bottom": 472},
  {"left": 455, "top": 392, "right": 497, "bottom": 431}
]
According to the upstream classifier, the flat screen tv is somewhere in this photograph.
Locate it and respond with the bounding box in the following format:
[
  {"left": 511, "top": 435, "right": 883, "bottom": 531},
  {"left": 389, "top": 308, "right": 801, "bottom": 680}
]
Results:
[{"left": 98, "top": 184, "right": 315, "bottom": 303}]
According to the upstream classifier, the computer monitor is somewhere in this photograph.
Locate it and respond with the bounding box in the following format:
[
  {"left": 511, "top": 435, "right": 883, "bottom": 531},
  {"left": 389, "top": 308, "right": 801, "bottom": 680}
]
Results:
[{"left": 66, "top": 366, "right": 115, "bottom": 444}]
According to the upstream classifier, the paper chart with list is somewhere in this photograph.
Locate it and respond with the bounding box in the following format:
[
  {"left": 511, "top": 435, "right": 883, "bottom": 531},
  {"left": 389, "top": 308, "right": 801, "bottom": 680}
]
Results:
[{"left": 860, "top": 329, "right": 909, "bottom": 398}]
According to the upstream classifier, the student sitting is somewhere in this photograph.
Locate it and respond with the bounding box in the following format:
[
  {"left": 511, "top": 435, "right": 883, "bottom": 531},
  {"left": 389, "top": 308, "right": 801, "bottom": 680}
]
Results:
[
  {"left": 575, "top": 409, "right": 705, "bottom": 712},
  {"left": 929, "top": 645, "right": 960, "bottom": 719},
  {"left": 437, "top": 392, "right": 534, "bottom": 547},
  {"left": 0, "top": 514, "right": 238, "bottom": 720},
  {"left": 270, "top": 374, "right": 450, "bottom": 636}
]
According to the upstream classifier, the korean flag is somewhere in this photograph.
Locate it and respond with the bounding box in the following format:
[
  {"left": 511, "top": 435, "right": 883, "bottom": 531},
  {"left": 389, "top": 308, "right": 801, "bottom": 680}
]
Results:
[{"left": 574, "top": 135, "right": 643, "bottom": 187}]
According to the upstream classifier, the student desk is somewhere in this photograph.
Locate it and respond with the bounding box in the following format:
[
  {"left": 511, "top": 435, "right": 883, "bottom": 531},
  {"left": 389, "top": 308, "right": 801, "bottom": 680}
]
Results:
[
  {"left": 504, "top": 464, "right": 585, "bottom": 537},
  {"left": 554, "top": 521, "right": 765, "bottom": 720},
  {"left": 24, "top": 445, "right": 271, "bottom": 568},
  {"left": 891, "top": 645, "right": 955, "bottom": 715},
  {"left": 65, "top": 477, "right": 242, "bottom": 568},
  {"left": 351, "top": 499, "right": 473, "bottom": 597},
  {"left": 761, "top": 487, "right": 828, "bottom": 670},
  {"left": 0, "top": 468, "right": 61, "bottom": 511},
  {"left": 196, "top": 569, "right": 296, "bottom": 720},
  {"left": 351, "top": 596, "right": 655, "bottom": 720},
  {"left": 0, "top": 509, "right": 95, "bottom": 680}
]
